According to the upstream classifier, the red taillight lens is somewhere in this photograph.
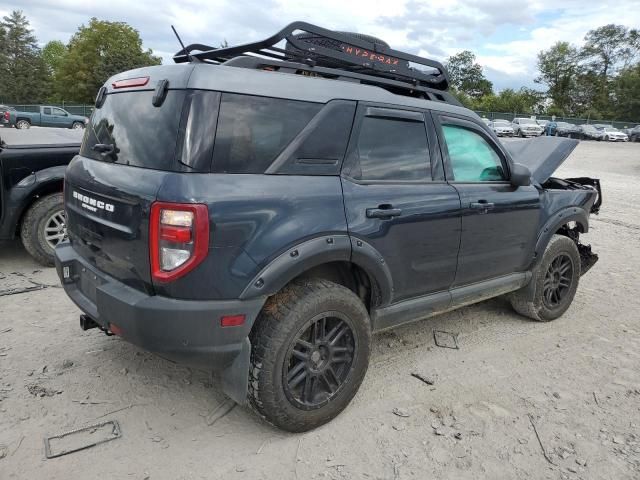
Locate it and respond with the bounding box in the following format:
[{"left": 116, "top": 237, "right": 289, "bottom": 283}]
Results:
[
  {"left": 150, "top": 202, "right": 209, "bottom": 282},
  {"left": 3, "top": 111, "right": 9, "bottom": 121}
]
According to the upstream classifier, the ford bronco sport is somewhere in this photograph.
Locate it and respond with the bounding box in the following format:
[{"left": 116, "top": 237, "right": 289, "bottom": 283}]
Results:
[{"left": 55, "top": 22, "right": 601, "bottom": 432}]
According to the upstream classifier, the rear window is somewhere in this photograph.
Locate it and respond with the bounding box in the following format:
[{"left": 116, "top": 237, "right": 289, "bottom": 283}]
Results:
[
  {"left": 212, "top": 94, "right": 322, "bottom": 174},
  {"left": 81, "top": 90, "right": 185, "bottom": 170}
]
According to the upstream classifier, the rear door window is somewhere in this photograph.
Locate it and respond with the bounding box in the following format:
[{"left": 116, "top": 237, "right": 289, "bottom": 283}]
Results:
[
  {"left": 212, "top": 94, "right": 322, "bottom": 173},
  {"left": 81, "top": 90, "right": 186, "bottom": 170},
  {"left": 347, "top": 110, "right": 431, "bottom": 182}
]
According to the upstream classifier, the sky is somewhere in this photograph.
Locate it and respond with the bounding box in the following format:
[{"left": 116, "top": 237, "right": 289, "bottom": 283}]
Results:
[{"left": 2, "top": 0, "right": 640, "bottom": 92}]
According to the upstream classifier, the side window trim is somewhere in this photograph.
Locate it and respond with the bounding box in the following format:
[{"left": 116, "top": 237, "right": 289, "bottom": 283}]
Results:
[
  {"left": 433, "top": 112, "right": 511, "bottom": 183},
  {"left": 342, "top": 102, "right": 434, "bottom": 184}
]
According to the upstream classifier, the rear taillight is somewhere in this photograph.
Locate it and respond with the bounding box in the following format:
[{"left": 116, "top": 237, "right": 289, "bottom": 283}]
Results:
[
  {"left": 3, "top": 111, "right": 9, "bottom": 121},
  {"left": 150, "top": 202, "right": 209, "bottom": 282}
]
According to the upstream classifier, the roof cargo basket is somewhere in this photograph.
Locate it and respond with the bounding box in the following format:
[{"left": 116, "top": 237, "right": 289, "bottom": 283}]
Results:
[{"left": 173, "top": 21, "right": 458, "bottom": 104}]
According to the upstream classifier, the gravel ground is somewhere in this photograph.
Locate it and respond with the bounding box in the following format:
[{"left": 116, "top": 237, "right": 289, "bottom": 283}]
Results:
[{"left": 1, "top": 139, "right": 639, "bottom": 479}]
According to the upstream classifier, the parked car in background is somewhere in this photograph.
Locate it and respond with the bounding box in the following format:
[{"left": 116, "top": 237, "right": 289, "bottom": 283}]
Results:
[
  {"left": 490, "top": 119, "right": 514, "bottom": 136},
  {"left": 481, "top": 117, "right": 491, "bottom": 126},
  {"left": 625, "top": 125, "right": 640, "bottom": 142},
  {"left": 601, "top": 127, "right": 628, "bottom": 142},
  {"left": 512, "top": 117, "right": 544, "bottom": 137},
  {"left": 579, "top": 125, "right": 604, "bottom": 141},
  {"left": 0, "top": 105, "right": 16, "bottom": 127},
  {"left": 555, "top": 122, "right": 581, "bottom": 138},
  {"left": 8, "top": 106, "right": 88, "bottom": 130},
  {"left": 537, "top": 119, "right": 549, "bottom": 131}
]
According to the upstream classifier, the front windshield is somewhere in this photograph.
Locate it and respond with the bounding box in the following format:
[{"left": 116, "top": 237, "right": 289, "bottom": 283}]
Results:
[
  {"left": 494, "top": 121, "right": 510, "bottom": 126},
  {"left": 605, "top": 128, "right": 619, "bottom": 132},
  {"left": 519, "top": 118, "right": 536, "bottom": 124}
]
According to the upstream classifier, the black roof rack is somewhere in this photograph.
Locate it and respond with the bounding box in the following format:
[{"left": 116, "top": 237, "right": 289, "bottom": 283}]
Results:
[{"left": 173, "top": 21, "right": 459, "bottom": 104}]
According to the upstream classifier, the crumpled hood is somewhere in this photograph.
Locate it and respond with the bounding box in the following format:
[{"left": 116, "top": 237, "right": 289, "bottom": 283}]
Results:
[{"left": 503, "top": 136, "right": 579, "bottom": 184}]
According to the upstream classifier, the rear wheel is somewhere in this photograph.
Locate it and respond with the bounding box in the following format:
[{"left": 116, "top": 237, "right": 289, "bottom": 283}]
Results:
[
  {"left": 15, "top": 119, "right": 31, "bottom": 129},
  {"left": 248, "top": 279, "right": 371, "bottom": 432},
  {"left": 20, "top": 193, "right": 66, "bottom": 266},
  {"left": 509, "top": 235, "right": 580, "bottom": 321}
]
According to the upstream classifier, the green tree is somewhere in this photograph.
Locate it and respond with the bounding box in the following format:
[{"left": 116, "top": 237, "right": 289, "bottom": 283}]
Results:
[
  {"left": 42, "top": 40, "right": 68, "bottom": 75},
  {"left": 473, "top": 88, "right": 543, "bottom": 114},
  {"left": 55, "top": 18, "right": 161, "bottom": 103},
  {"left": 42, "top": 40, "right": 68, "bottom": 102},
  {"left": 613, "top": 63, "right": 640, "bottom": 121},
  {"left": 0, "top": 10, "right": 50, "bottom": 103},
  {"left": 445, "top": 50, "right": 493, "bottom": 99},
  {"left": 536, "top": 42, "right": 580, "bottom": 114},
  {"left": 578, "top": 25, "right": 640, "bottom": 117},
  {"left": 581, "top": 24, "right": 639, "bottom": 78}
]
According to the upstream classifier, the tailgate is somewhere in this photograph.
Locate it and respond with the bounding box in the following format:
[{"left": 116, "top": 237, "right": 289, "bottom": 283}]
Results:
[{"left": 64, "top": 157, "right": 170, "bottom": 294}]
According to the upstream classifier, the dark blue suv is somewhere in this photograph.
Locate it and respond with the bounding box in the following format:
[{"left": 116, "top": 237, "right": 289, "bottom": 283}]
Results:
[{"left": 55, "top": 22, "right": 601, "bottom": 431}]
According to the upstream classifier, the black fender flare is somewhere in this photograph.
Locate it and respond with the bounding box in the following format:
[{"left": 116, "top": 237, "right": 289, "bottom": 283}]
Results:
[
  {"left": 534, "top": 206, "right": 589, "bottom": 265},
  {"left": 520, "top": 206, "right": 589, "bottom": 300},
  {"left": 0, "top": 166, "right": 66, "bottom": 239},
  {"left": 239, "top": 234, "right": 394, "bottom": 307}
]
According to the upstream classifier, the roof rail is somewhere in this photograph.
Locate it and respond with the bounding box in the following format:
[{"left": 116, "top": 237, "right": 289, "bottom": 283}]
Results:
[{"left": 173, "top": 21, "right": 457, "bottom": 102}]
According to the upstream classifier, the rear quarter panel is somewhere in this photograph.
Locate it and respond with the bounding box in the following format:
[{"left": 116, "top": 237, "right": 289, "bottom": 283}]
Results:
[{"left": 155, "top": 174, "right": 348, "bottom": 300}]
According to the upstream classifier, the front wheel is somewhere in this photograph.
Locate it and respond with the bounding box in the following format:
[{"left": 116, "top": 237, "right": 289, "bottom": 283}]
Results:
[
  {"left": 15, "top": 119, "right": 31, "bottom": 129},
  {"left": 20, "top": 193, "right": 66, "bottom": 266},
  {"left": 509, "top": 235, "right": 581, "bottom": 321},
  {"left": 248, "top": 279, "right": 371, "bottom": 432},
  {"left": 71, "top": 122, "right": 85, "bottom": 129}
]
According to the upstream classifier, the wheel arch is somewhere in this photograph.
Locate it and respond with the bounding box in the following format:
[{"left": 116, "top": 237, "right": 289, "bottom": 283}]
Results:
[
  {"left": 239, "top": 235, "right": 393, "bottom": 309},
  {"left": 531, "top": 207, "right": 589, "bottom": 270}
]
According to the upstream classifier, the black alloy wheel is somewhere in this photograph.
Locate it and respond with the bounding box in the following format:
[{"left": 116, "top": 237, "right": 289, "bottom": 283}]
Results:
[
  {"left": 542, "top": 254, "right": 574, "bottom": 309},
  {"left": 283, "top": 312, "right": 356, "bottom": 410}
]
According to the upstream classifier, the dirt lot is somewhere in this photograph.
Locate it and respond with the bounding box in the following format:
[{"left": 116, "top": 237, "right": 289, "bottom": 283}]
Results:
[{"left": 1, "top": 140, "right": 639, "bottom": 479}]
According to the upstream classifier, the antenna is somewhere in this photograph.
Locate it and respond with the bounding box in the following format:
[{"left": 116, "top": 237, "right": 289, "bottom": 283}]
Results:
[{"left": 171, "top": 25, "right": 193, "bottom": 62}]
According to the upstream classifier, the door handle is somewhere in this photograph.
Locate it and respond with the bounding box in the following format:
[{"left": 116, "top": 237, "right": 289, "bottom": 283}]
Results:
[
  {"left": 470, "top": 201, "right": 495, "bottom": 210},
  {"left": 366, "top": 205, "right": 402, "bottom": 219}
]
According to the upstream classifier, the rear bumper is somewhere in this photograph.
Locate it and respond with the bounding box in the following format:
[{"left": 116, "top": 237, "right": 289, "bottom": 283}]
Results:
[{"left": 54, "top": 242, "right": 265, "bottom": 371}]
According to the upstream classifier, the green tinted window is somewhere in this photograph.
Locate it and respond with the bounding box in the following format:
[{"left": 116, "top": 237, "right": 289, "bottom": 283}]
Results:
[{"left": 442, "top": 125, "right": 506, "bottom": 181}]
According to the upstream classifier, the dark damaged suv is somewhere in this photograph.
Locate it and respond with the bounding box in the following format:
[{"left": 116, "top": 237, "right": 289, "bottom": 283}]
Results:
[{"left": 55, "top": 23, "right": 601, "bottom": 432}]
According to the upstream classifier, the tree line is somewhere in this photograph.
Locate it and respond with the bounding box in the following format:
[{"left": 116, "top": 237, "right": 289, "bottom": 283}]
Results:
[
  {"left": 446, "top": 24, "right": 639, "bottom": 122},
  {"left": 0, "top": 10, "right": 160, "bottom": 104},
  {"left": 0, "top": 10, "right": 638, "bottom": 122}
]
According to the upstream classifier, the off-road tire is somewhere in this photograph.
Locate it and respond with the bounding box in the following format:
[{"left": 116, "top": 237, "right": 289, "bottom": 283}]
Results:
[
  {"left": 20, "top": 193, "right": 64, "bottom": 266},
  {"left": 248, "top": 278, "right": 371, "bottom": 432},
  {"left": 509, "top": 234, "right": 581, "bottom": 322}
]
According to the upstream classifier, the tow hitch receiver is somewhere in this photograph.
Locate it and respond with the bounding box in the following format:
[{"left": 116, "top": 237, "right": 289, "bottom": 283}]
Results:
[{"left": 79, "top": 314, "right": 98, "bottom": 331}]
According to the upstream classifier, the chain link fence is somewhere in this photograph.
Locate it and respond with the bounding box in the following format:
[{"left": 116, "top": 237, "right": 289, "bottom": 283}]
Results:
[{"left": 473, "top": 111, "right": 637, "bottom": 129}]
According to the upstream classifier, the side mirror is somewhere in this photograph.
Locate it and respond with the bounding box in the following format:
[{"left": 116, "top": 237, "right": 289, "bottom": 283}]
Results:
[{"left": 510, "top": 163, "right": 531, "bottom": 187}]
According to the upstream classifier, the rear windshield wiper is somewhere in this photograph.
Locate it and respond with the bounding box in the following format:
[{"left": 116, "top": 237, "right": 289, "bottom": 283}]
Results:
[{"left": 91, "top": 143, "right": 117, "bottom": 161}]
